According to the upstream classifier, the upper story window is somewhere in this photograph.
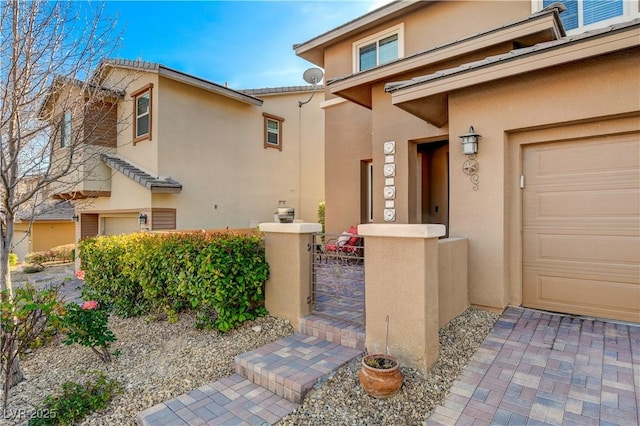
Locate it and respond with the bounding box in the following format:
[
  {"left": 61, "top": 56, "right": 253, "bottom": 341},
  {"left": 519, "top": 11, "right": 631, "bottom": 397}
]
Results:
[
  {"left": 263, "top": 113, "right": 284, "bottom": 151},
  {"left": 59, "top": 112, "right": 71, "bottom": 148},
  {"left": 540, "top": 0, "right": 638, "bottom": 33},
  {"left": 131, "top": 83, "right": 153, "bottom": 143},
  {"left": 353, "top": 24, "right": 404, "bottom": 73}
]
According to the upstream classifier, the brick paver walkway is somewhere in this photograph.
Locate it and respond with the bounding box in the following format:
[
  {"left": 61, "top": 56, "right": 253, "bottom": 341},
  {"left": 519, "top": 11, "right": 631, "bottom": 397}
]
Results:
[{"left": 428, "top": 307, "right": 640, "bottom": 426}]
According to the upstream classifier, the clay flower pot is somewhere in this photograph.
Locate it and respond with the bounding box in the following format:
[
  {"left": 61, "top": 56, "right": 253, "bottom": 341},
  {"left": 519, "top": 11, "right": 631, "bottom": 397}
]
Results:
[{"left": 359, "top": 353, "right": 403, "bottom": 398}]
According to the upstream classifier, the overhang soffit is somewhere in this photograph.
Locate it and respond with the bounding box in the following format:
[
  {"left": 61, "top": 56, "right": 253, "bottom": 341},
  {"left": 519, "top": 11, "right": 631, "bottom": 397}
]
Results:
[{"left": 394, "top": 93, "right": 449, "bottom": 128}]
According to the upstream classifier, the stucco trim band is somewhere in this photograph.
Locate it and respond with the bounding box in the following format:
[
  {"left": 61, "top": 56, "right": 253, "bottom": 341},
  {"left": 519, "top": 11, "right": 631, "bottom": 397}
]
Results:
[
  {"left": 259, "top": 223, "right": 322, "bottom": 234},
  {"left": 358, "top": 223, "right": 446, "bottom": 238}
]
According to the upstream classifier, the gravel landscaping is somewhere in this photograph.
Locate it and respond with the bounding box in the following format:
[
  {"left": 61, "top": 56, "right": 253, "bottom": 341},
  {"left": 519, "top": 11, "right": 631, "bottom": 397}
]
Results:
[
  {"left": 7, "top": 314, "right": 294, "bottom": 425},
  {"left": 5, "top": 303, "right": 498, "bottom": 425}
]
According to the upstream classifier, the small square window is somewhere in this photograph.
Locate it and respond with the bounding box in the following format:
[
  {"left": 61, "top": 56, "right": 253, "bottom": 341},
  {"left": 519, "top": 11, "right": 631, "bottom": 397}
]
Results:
[
  {"left": 263, "top": 113, "right": 284, "bottom": 151},
  {"left": 131, "top": 83, "right": 153, "bottom": 143},
  {"left": 353, "top": 24, "right": 404, "bottom": 73}
]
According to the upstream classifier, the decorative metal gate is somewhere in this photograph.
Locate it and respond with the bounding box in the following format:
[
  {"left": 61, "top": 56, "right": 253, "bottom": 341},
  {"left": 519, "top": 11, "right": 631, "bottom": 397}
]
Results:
[{"left": 310, "top": 232, "right": 365, "bottom": 325}]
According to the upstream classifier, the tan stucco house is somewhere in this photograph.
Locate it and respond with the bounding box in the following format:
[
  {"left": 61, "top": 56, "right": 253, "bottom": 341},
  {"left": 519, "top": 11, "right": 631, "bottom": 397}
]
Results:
[
  {"left": 295, "top": 0, "right": 639, "bottom": 323},
  {"left": 44, "top": 59, "right": 324, "bottom": 239}
]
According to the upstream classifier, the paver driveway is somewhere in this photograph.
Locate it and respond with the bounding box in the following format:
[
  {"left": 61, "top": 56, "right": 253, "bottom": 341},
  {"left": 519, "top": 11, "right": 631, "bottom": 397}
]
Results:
[{"left": 428, "top": 307, "right": 639, "bottom": 426}]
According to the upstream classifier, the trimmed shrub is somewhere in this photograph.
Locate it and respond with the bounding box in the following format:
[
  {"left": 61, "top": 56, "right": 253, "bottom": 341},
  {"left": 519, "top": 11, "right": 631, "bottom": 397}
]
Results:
[
  {"left": 25, "top": 244, "right": 74, "bottom": 265},
  {"left": 9, "top": 252, "right": 18, "bottom": 267},
  {"left": 78, "top": 231, "right": 268, "bottom": 331},
  {"left": 79, "top": 234, "right": 148, "bottom": 317}
]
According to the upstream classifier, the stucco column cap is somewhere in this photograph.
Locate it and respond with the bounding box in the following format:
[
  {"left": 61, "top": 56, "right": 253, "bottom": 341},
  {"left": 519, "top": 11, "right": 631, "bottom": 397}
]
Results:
[
  {"left": 358, "top": 224, "right": 446, "bottom": 239},
  {"left": 259, "top": 223, "right": 322, "bottom": 234}
]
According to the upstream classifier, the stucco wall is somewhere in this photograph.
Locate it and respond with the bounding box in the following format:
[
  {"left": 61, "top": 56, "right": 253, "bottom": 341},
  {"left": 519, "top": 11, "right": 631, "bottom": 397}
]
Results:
[
  {"left": 320, "top": 0, "right": 531, "bottom": 233},
  {"left": 155, "top": 78, "right": 324, "bottom": 229},
  {"left": 447, "top": 49, "right": 640, "bottom": 310},
  {"left": 321, "top": 1, "right": 530, "bottom": 82},
  {"left": 323, "top": 102, "right": 372, "bottom": 233},
  {"left": 104, "top": 68, "right": 160, "bottom": 175}
]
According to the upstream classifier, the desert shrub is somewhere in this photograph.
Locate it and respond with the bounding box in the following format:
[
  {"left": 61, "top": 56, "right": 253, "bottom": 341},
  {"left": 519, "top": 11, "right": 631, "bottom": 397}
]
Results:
[
  {"left": 78, "top": 231, "right": 268, "bottom": 331},
  {"left": 9, "top": 252, "right": 18, "bottom": 267},
  {"left": 28, "top": 371, "right": 121, "bottom": 426}
]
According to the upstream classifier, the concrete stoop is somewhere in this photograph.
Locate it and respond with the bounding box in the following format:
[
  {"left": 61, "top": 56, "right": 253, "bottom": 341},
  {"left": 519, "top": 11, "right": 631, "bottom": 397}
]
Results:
[{"left": 138, "top": 317, "right": 363, "bottom": 425}]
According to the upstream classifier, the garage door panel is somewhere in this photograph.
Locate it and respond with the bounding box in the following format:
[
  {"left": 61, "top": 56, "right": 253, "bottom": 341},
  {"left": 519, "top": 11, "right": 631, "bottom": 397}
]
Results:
[
  {"left": 522, "top": 132, "right": 640, "bottom": 322},
  {"left": 527, "top": 138, "right": 639, "bottom": 178},
  {"left": 524, "top": 189, "right": 639, "bottom": 219},
  {"left": 523, "top": 271, "right": 640, "bottom": 322},
  {"left": 103, "top": 217, "right": 139, "bottom": 236},
  {"left": 524, "top": 231, "right": 640, "bottom": 264}
]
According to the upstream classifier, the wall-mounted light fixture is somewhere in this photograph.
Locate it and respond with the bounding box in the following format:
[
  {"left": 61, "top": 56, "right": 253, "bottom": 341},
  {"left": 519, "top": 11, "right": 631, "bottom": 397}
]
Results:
[
  {"left": 71, "top": 214, "right": 79, "bottom": 222},
  {"left": 138, "top": 213, "right": 148, "bottom": 225},
  {"left": 459, "top": 126, "right": 481, "bottom": 191},
  {"left": 459, "top": 126, "right": 480, "bottom": 156}
]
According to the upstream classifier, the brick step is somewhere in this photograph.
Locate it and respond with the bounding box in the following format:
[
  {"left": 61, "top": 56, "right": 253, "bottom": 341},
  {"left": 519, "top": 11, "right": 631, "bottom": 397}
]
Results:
[
  {"left": 137, "top": 374, "right": 298, "bottom": 425},
  {"left": 234, "top": 333, "right": 362, "bottom": 403},
  {"left": 299, "top": 314, "right": 366, "bottom": 350}
]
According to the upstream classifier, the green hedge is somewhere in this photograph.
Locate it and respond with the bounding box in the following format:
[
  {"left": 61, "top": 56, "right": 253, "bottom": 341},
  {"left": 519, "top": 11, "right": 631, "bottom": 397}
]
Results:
[{"left": 78, "top": 231, "right": 269, "bottom": 332}]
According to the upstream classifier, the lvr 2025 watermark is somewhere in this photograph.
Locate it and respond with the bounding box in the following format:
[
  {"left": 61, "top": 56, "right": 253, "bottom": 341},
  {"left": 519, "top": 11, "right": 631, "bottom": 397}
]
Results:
[{"left": 3, "top": 408, "right": 57, "bottom": 420}]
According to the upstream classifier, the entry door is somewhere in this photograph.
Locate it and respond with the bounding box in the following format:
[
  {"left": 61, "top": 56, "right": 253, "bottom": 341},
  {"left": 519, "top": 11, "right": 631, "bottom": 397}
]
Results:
[
  {"left": 522, "top": 133, "right": 640, "bottom": 322},
  {"left": 418, "top": 142, "right": 449, "bottom": 234}
]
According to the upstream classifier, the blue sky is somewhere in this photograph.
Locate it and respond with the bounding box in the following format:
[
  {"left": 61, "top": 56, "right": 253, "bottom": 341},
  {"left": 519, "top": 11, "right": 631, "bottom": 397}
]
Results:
[{"left": 101, "top": 1, "right": 391, "bottom": 89}]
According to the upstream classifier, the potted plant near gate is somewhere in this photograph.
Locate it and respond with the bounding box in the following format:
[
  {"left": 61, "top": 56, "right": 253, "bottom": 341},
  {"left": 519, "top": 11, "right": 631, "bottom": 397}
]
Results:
[{"left": 359, "top": 316, "right": 403, "bottom": 398}]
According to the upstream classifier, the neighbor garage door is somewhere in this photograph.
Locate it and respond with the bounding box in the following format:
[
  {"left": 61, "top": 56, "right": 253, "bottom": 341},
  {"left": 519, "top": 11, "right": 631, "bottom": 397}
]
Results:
[
  {"left": 522, "top": 133, "right": 639, "bottom": 322},
  {"left": 102, "top": 217, "right": 139, "bottom": 236}
]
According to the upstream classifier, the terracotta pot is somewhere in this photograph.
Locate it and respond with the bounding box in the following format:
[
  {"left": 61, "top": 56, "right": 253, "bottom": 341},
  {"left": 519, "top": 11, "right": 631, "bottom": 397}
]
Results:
[{"left": 358, "top": 354, "right": 403, "bottom": 398}]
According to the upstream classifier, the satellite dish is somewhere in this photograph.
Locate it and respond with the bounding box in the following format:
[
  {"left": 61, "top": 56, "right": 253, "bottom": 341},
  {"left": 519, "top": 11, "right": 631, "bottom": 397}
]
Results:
[{"left": 302, "top": 67, "right": 324, "bottom": 86}]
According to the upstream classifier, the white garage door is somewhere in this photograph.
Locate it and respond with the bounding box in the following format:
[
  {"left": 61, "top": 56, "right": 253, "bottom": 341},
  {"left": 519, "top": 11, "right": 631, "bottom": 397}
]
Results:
[
  {"left": 522, "top": 133, "right": 640, "bottom": 322},
  {"left": 103, "top": 217, "right": 139, "bottom": 236}
]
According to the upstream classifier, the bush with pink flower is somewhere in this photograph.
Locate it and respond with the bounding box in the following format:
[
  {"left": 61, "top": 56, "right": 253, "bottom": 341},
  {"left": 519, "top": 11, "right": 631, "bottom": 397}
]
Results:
[{"left": 61, "top": 300, "right": 115, "bottom": 363}]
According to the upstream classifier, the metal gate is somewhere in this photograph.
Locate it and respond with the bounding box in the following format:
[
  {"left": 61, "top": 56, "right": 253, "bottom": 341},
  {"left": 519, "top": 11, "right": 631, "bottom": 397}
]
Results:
[{"left": 310, "top": 232, "right": 365, "bottom": 325}]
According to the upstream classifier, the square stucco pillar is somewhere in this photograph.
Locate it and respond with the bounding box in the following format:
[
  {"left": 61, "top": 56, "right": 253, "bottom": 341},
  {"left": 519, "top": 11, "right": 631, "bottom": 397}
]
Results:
[
  {"left": 358, "top": 224, "right": 446, "bottom": 373},
  {"left": 259, "top": 222, "right": 322, "bottom": 330}
]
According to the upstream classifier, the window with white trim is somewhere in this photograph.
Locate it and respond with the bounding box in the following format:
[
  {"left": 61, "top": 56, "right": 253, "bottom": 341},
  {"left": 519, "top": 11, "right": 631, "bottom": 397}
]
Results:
[
  {"left": 353, "top": 24, "right": 404, "bottom": 73},
  {"left": 263, "top": 113, "right": 284, "bottom": 151},
  {"left": 131, "top": 83, "right": 153, "bottom": 143},
  {"left": 538, "top": 0, "right": 638, "bottom": 33},
  {"left": 59, "top": 112, "right": 71, "bottom": 148}
]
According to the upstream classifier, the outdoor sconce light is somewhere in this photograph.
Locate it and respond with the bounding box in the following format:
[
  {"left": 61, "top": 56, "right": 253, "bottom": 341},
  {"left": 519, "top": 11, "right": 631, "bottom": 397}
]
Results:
[
  {"left": 459, "top": 126, "right": 481, "bottom": 191},
  {"left": 138, "top": 213, "right": 148, "bottom": 225},
  {"left": 459, "top": 126, "right": 480, "bottom": 156},
  {"left": 71, "top": 214, "right": 79, "bottom": 222}
]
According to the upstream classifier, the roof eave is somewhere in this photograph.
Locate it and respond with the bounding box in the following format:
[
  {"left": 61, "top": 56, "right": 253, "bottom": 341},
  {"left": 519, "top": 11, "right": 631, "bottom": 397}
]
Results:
[
  {"left": 389, "top": 22, "right": 640, "bottom": 122},
  {"left": 158, "top": 66, "right": 263, "bottom": 106},
  {"left": 294, "top": 0, "right": 428, "bottom": 67}
]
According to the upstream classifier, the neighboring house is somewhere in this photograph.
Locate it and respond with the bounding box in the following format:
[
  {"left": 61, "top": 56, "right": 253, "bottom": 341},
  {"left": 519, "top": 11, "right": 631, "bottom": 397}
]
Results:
[
  {"left": 294, "top": 0, "right": 639, "bottom": 322},
  {"left": 12, "top": 200, "right": 75, "bottom": 262},
  {"left": 42, "top": 59, "right": 325, "bottom": 239}
]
